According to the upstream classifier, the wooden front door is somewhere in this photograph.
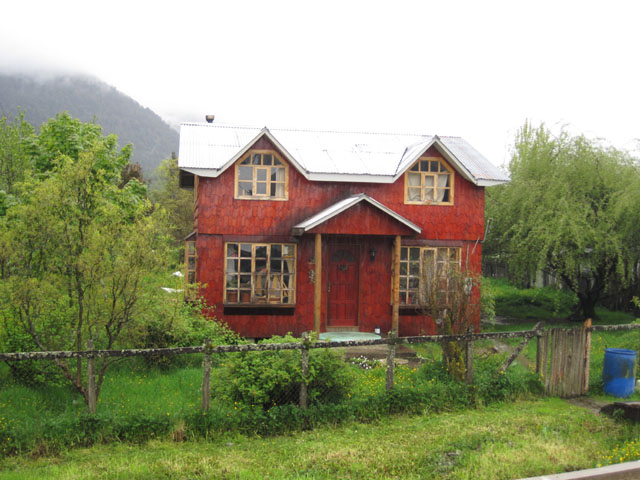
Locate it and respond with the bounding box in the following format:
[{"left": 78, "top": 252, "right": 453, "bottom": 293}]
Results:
[{"left": 327, "top": 245, "right": 359, "bottom": 326}]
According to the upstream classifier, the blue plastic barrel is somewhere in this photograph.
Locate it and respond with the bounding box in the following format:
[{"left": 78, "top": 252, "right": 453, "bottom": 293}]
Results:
[{"left": 603, "top": 348, "right": 637, "bottom": 398}]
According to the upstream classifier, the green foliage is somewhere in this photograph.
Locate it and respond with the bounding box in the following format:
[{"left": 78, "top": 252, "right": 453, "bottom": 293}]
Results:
[
  {"left": 0, "top": 110, "right": 36, "bottom": 195},
  {"left": 0, "top": 112, "right": 175, "bottom": 409},
  {"left": 3, "top": 398, "right": 638, "bottom": 479},
  {"left": 150, "top": 156, "right": 194, "bottom": 264},
  {"left": 473, "top": 354, "right": 543, "bottom": 404},
  {"left": 0, "top": 347, "right": 545, "bottom": 456},
  {"left": 488, "top": 277, "right": 577, "bottom": 320},
  {"left": 487, "top": 123, "right": 640, "bottom": 320},
  {"left": 212, "top": 334, "right": 354, "bottom": 409},
  {"left": 480, "top": 276, "right": 497, "bottom": 323},
  {"left": 131, "top": 276, "right": 240, "bottom": 367},
  {"left": 420, "top": 265, "right": 481, "bottom": 380}
]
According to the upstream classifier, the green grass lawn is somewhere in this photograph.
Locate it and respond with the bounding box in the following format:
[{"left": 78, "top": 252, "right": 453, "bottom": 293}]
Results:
[
  {"left": 485, "top": 277, "right": 637, "bottom": 325},
  {"left": 1, "top": 398, "right": 639, "bottom": 480},
  {"left": 2, "top": 278, "right": 639, "bottom": 478}
]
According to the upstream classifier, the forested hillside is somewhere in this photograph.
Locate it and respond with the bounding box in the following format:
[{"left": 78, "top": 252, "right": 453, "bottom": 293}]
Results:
[{"left": 0, "top": 73, "right": 178, "bottom": 175}]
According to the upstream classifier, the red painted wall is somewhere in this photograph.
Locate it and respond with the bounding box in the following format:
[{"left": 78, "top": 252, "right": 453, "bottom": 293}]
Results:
[{"left": 194, "top": 136, "right": 485, "bottom": 338}]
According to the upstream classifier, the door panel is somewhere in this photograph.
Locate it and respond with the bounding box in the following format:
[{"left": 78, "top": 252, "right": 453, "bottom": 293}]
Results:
[{"left": 327, "top": 245, "right": 359, "bottom": 326}]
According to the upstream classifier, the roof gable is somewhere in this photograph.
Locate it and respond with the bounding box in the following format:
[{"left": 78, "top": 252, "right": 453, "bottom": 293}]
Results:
[
  {"left": 178, "top": 123, "right": 509, "bottom": 186},
  {"left": 292, "top": 194, "right": 421, "bottom": 236}
]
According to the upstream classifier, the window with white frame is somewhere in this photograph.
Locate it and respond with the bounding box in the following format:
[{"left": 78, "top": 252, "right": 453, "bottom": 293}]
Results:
[
  {"left": 399, "top": 246, "right": 460, "bottom": 305},
  {"left": 224, "top": 243, "right": 296, "bottom": 305}
]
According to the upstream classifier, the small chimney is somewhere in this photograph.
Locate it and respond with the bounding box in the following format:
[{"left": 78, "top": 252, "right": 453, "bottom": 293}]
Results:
[{"left": 205, "top": 114, "right": 215, "bottom": 123}]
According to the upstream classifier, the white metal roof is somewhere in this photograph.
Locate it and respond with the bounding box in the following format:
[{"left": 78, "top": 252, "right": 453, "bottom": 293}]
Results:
[
  {"left": 178, "top": 123, "right": 509, "bottom": 186},
  {"left": 291, "top": 193, "right": 422, "bottom": 236}
]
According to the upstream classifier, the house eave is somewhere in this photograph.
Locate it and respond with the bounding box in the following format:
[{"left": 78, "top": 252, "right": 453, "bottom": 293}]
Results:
[
  {"left": 476, "top": 178, "right": 509, "bottom": 187},
  {"left": 393, "top": 137, "right": 479, "bottom": 185},
  {"left": 292, "top": 193, "right": 422, "bottom": 236}
]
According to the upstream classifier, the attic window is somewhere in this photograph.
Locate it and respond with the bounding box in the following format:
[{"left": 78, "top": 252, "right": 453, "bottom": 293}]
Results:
[
  {"left": 405, "top": 157, "right": 454, "bottom": 205},
  {"left": 235, "top": 150, "right": 288, "bottom": 200}
]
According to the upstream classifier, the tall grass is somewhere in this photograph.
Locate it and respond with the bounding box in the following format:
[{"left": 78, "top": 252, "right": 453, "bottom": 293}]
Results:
[
  {"left": 0, "top": 351, "right": 541, "bottom": 456},
  {"left": 4, "top": 399, "right": 640, "bottom": 480}
]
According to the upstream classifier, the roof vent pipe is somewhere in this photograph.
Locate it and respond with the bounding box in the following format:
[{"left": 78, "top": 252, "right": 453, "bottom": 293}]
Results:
[{"left": 205, "top": 114, "right": 215, "bottom": 123}]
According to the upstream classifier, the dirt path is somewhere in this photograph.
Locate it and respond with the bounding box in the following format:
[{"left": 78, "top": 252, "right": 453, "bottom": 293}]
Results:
[{"left": 566, "top": 396, "right": 606, "bottom": 414}]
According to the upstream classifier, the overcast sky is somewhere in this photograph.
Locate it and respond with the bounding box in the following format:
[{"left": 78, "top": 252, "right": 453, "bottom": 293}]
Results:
[{"left": 1, "top": 0, "right": 639, "bottom": 167}]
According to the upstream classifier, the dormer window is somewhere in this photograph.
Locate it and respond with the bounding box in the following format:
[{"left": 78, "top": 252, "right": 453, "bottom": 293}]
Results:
[
  {"left": 405, "top": 157, "right": 454, "bottom": 205},
  {"left": 235, "top": 150, "right": 288, "bottom": 200}
]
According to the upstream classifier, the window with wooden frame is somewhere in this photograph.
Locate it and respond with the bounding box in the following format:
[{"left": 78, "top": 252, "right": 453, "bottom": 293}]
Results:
[
  {"left": 185, "top": 240, "right": 197, "bottom": 298},
  {"left": 224, "top": 242, "right": 296, "bottom": 305},
  {"left": 235, "top": 150, "right": 288, "bottom": 200},
  {"left": 405, "top": 157, "right": 454, "bottom": 205},
  {"left": 399, "top": 246, "right": 460, "bottom": 305}
]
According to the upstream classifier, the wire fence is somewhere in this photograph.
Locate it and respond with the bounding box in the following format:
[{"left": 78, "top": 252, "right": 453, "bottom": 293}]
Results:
[
  {"left": 2, "top": 321, "right": 640, "bottom": 420},
  {"left": 1, "top": 328, "right": 547, "bottom": 415}
]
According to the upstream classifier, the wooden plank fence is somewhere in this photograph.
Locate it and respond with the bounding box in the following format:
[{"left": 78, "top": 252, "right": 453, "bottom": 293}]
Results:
[
  {"left": 546, "top": 326, "right": 589, "bottom": 397},
  {"left": 2, "top": 320, "right": 640, "bottom": 412}
]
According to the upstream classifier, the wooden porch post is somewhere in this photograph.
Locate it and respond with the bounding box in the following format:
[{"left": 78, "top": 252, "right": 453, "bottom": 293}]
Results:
[
  {"left": 386, "top": 235, "right": 402, "bottom": 390},
  {"left": 314, "top": 234, "right": 322, "bottom": 335},
  {"left": 391, "top": 235, "right": 401, "bottom": 334}
]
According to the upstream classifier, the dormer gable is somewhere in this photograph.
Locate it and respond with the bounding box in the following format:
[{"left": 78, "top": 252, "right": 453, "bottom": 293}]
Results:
[
  {"left": 234, "top": 147, "right": 290, "bottom": 201},
  {"left": 404, "top": 155, "right": 455, "bottom": 205}
]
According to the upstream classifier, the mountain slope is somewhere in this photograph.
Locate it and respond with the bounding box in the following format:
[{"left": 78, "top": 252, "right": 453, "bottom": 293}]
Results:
[{"left": 0, "top": 73, "right": 178, "bottom": 175}]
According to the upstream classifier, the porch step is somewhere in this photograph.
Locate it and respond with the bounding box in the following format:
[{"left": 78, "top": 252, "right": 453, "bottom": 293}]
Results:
[{"left": 325, "top": 326, "right": 360, "bottom": 332}]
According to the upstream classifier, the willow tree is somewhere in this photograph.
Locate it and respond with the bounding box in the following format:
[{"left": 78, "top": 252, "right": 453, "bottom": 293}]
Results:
[{"left": 487, "top": 123, "right": 640, "bottom": 320}]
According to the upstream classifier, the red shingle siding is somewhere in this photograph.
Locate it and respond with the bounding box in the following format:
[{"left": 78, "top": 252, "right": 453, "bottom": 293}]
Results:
[{"left": 194, "top": 137, "right": 485, "bottom": 337}]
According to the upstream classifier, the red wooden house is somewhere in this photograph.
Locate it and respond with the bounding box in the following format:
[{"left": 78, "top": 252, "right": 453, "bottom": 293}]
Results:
[{"left": 178, "top": 123, "right": 508, "bottom": 339}]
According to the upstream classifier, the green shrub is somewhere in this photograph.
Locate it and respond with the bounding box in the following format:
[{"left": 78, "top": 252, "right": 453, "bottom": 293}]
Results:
[
  {"left": 481, "top": 276, "right": 497, "bottom": 323},
  {"left": 133, "top": 277, "right": 241, "bottom": 368},
  {"left": 212, "top": 334, "right": 354, "bottom": 409},
  {"left": 487, "top": 277, "right": 577, "bottom": 320},
  {"left": 417, "top": 353, "right": 542, "bottom": 410},
  {"left": 473, "top": 354, "right": 543, "bottom": 404},
  {"left": 0, "top": 318, "right": 66, "bottom": 387}
]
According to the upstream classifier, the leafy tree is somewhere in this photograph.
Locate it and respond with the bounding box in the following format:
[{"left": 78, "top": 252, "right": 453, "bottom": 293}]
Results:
[
  {"left": 486, "top": 123, "right": 640, "bottom": 320},
  {"left": 420, "top": 264, "right": 480, "bottom": 381},
  {"left": 150, "top": 155, "right": 194, "bottom": 262},
  {"left": 0, "top": 110, "right": 37, "bottom": 195},
  {"left": 0, "top": 114, "right": 170, "bottom": 410}
]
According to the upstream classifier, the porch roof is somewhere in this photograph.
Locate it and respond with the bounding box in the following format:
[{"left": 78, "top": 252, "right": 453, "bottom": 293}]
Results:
[{"left": 291, "top": 193, "right": 421, "bottom": 236}]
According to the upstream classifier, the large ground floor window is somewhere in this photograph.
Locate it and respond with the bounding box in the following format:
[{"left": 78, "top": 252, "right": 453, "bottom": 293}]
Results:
[
  {"left": 399, "top": 246, "right": 460, "bottom": 305},
  {"left": 224, "top": 242, "right": 296, "bottom": 305}
]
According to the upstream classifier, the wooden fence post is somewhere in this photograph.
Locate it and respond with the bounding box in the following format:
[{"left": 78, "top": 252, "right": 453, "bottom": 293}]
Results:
[
  {"left": 300, "top": 332, "right": 310, "bottom": 408},
  {"left": 583, "top": 318, "right": 592, "bottom": 394},
  {"left": 86, "top": 339, "right": 97, "bottom": 414},
  {"left": 386, "top": 332, "right": 396, "bottom": 391},
  {"left": 201, "top": 339, "right": 212, "bottom": 412},
  {"left": 465, "top": 336, "right": 473, "bottom": 385}
]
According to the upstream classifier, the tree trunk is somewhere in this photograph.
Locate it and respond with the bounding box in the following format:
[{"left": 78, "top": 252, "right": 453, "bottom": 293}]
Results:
[{"left": 572, "top": 293, "right": 598, "bottom": 321}]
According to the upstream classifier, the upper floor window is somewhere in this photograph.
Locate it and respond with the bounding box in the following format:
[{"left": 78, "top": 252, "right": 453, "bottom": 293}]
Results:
[
  {"left": 405, "top": 157, "right": 454, "bottom": 205},
  {"left": 235, "top": 150, "right": 288, "bottom": 200}
]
